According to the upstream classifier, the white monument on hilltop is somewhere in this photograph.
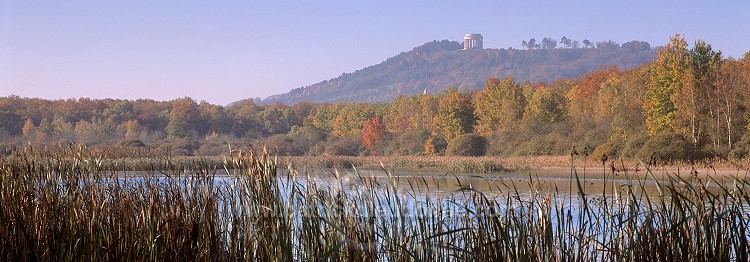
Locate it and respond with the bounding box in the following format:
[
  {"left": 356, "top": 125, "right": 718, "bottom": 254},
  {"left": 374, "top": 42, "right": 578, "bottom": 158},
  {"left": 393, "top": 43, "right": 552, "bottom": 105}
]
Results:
[{"left": 463, "top": 34, "right": 483, "bottom": 50}]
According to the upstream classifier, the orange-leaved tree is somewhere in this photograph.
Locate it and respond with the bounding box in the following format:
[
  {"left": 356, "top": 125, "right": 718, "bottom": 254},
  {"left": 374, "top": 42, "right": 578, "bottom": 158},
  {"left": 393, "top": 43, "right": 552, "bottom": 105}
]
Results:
[
  {"left": 434, "top": 87, "right": 476, "bottom": 142},
  {"left": 567, "top": 66, "right": 620, "bottom": 122},
  {"left": 361, "top": 116, "right": 385, "bottom": 155}
]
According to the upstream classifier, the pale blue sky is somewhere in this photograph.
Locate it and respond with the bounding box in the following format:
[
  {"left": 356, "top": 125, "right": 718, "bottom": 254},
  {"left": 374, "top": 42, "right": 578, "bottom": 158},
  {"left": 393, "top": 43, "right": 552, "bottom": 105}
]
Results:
[{"left": 1, "top": 1, "right": 748, "bottom": 105}]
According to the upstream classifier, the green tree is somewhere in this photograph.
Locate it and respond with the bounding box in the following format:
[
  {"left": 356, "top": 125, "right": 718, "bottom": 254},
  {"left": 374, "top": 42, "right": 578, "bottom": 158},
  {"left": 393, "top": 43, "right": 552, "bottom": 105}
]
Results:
[
  {"left": 75, "top": 118, "right": 114, "bottom": 145},
  {"left": 583, "top": 39, "right": 592, "bottom": 48},
  {"left": 672, "top": 39, "right": 721, "bottom": 145},
  {"left": 542, "top": 37, "right": 557, "bottom": 49},
  {"left": 259, "top": 106, "right": 298, "bottom": 136},
  {"left": 36, "top": 118, "right": 53, "bottom": 142},
  {"left": 51, "top": 118, "right": 75, "bottom": 142},
  {"left": 199, "top": 102, "right": 233, "bottom": 136},
  {"left": 0, "top": 97, "right": 23, "bottom": 136},
  {"left": 527, "top": 38, "right": 539, "bottom": 50},
  {"left": 103, "top": 100, "right": 134, "bottom": 124}
]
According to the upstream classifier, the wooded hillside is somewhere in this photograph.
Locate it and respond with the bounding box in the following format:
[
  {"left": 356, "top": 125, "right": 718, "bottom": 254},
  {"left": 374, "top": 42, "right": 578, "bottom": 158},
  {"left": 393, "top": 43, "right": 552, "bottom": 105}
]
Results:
[{"left": 263, "top": 39, "right": 656, "bottom": 104}]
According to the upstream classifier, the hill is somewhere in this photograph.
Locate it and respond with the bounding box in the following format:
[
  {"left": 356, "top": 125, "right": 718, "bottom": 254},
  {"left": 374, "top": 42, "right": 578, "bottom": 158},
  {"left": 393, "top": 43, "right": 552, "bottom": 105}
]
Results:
[{"left": 263, "top": 40, "right": 656, "bottom": 104}]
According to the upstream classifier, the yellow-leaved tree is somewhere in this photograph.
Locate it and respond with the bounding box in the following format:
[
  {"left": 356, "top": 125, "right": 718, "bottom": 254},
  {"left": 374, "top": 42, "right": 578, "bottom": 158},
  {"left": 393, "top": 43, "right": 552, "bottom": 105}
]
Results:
[
  {"left": 643, "top": 34, "right": 689, "bottom": 136},
  {"left": 473, "top": 77, "right": 526, "bottom": 136}
]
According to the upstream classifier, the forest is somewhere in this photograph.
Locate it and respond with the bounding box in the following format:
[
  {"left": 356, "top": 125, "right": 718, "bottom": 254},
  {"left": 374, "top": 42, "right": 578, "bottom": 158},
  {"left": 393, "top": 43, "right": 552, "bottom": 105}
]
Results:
[{"left": 1, "top": 35, "right": 749, "bottom": 162}]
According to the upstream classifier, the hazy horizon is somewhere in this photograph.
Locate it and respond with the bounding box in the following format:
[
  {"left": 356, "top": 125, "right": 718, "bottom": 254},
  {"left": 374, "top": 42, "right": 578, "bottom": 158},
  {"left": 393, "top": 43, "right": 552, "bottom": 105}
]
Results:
[{"left": 2, "top": 1, "right": 749, "bottom": 105}]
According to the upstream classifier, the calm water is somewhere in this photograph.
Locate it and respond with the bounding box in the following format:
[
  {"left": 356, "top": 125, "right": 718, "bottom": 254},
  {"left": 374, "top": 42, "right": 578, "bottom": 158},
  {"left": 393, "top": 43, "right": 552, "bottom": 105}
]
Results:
[
  {"left": 107, "top": 166, "right": 740, "bottom": 219},
  {"left": 112, "top": 166, "right": 736, "bottom": 200}
]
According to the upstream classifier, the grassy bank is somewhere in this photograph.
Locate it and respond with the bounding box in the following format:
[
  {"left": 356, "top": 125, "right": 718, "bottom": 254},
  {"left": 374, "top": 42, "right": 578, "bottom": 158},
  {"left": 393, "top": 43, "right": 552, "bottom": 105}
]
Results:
[
  {"left": 278, "top": 154, "right": 750, "bottom": 179},
  {"left": 279, "top": 155, "right": 507, "bottom": 173},
  {"left": 1, "top": 146, "right": 749, "bottom": 261}
]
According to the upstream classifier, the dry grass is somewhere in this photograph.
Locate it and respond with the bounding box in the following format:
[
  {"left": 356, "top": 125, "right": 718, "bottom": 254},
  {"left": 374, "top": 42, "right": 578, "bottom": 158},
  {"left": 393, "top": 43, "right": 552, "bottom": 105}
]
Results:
[{"left": 1, "top": 145, "right": 749, "bottom": 261}]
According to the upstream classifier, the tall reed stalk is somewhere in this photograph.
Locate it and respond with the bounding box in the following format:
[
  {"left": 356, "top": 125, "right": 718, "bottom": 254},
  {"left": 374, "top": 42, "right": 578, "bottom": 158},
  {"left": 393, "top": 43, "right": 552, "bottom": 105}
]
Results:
[{"left": 0, "top": 145, "right": 748, "bottom": 261}]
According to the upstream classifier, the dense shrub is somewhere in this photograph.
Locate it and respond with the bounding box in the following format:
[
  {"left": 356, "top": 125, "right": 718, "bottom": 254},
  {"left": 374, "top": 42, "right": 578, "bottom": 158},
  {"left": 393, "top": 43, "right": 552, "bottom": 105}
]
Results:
[
  {"left": 195, "top": 138, "right": 229, "bottom": 156},
  {"left": 306, "top": 143, "right": 326, "bottom": 156},
  {"left": 620, "top": 133, "right": 649, "bottom": 158},
  {"left": 384, "top": 130, "right": 430, "bottom": 155},
  {"left": 157, "top": 138, "right": 196, "bottom": 156},
  {"left": 592, "top": 136, "right": 624, "bottom": 160},
  {"left": 729, "top": 133, "right": 750, "bottom": 159},
  {"left": 262, "top": 134, "right": 301, "bottom": 156},
  {"left": 513, "top": 132, "right": 572, "bottom": 156},
  {"left": 325, "top": 136, "right": 363, "bottom": 156},
  {"left": 424, "top": 135, "right": 447, "bottom": 155},
  {"left": 288, "top": 127, "right": 327, "bottom": 155},
  {"left": 0, "top": 144, "right": 13, "bottom": 156},
  {"left": 446, "top": 133, "right": 487, "bottom": 156},
  {"left": 591, "top": 132, "right": 649, "bottom": 160},
  {"left": 118, "top": 139, "right": 146, "bottom": 147},
  {"left": 573, "top": 120, "right": 610, "bottom": 155},
  {"left": 486, "top": 129, "right": 529, "bottom": 156},
  {"left": 636, "top": 130, "right": 697, "bottom": 163}
]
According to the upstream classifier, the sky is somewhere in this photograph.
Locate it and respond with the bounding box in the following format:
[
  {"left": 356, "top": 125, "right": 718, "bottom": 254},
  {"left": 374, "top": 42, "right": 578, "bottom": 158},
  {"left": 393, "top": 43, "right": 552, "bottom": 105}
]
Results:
[{"left": 1, "top": 1, "right": 748, "bottom": 105}]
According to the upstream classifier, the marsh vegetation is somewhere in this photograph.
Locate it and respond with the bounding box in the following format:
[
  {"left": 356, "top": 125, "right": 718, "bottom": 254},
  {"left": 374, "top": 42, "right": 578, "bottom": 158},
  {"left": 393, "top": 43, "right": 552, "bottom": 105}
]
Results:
[{"left": 1, "top": 146, "right": 748, "bottom": 261}]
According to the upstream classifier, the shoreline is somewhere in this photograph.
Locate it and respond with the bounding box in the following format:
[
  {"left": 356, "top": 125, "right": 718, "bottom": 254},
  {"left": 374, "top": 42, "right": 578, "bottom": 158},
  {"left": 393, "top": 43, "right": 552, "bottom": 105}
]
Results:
[
  {"left": 7, "top": 151, "right": 750, "bottom": 179},
  {"left": 276, "top": 155, "right": 750, "bottom": 179}
]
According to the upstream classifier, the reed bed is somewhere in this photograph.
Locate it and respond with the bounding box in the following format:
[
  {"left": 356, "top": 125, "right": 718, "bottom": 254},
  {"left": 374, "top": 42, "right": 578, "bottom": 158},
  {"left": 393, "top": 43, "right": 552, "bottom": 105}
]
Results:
[
  {"left": 280, "top": 155, "right": 506, "bottom": 173},
  {"left": 1, "top": 146, "right": 749, "bottom": 261}
]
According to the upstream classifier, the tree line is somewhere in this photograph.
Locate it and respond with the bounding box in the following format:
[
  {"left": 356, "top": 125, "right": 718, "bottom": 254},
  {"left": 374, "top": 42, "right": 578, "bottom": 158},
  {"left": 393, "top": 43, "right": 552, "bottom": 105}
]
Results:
[
  {"left": 521, "top": 36, "right": 639, "bottom": 50},
  {"left": 1, "top": 35, "right": 749, "bottom": 161}
]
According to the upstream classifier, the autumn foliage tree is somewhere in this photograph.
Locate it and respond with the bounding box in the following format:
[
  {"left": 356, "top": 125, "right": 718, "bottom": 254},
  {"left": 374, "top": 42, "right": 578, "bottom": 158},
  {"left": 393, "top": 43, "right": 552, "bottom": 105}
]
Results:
[
  {"left": 524, "top": 84, "right": 568, "bottom": 125},
  {"left": 434, "top": 87, "right": 476, "bottom": 142},
  {"left": 644, "top": 34, "right": 689, "bottom": 136},
  {"left": 596, "top": 65, "right": 648, "bottom": 139},
  {"left": 331, "top": 103, "right": 377, "bottom": 137},
  {"left": 567, "top": 66, "right": 620, "bottom": 122},
  {"left": 167, "top": 97, "right": 200, "bottom": 138},
  {"left": 474, "top": 77, "right": 526, "bottom": 135},
  {"left": 21, "top": 119, "right": 35, "bottom": 139},
  {"left": 669, "top": 40, "right": 721, "bottom": 145},
  {"left": 714, "top": 57, "right": 747, "bottom": 150},
  {"left": 361, "top": 116, "right": 385, "bottom": 155},
  {"left": 383, "top": 95, "right": 437, "bottom": 133}
]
